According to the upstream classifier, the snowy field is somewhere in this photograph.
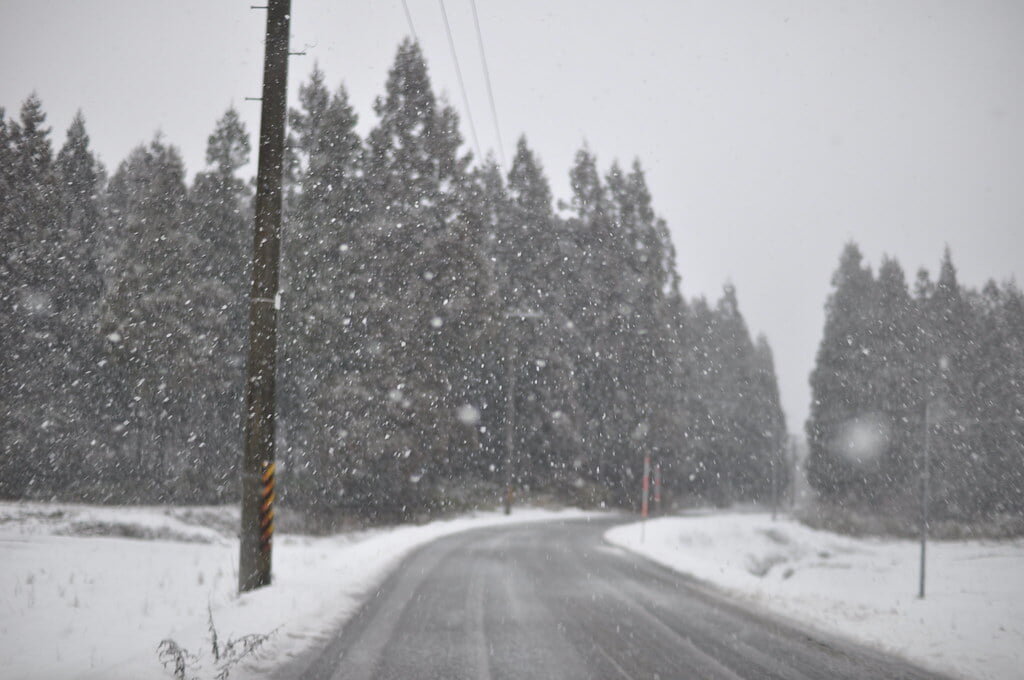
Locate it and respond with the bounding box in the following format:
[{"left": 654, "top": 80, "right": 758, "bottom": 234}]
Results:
[
  {"left": 0, "top": 502, "right": 597, "bottom": 680},
  {"left": 606, "top": 513, "right": 1024, "bottom": 680}
]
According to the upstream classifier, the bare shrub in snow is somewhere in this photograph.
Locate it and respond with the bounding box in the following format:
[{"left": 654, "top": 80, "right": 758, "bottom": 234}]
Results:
[{"left": 156, "top": 606, "right": 275, "bottom": 680}]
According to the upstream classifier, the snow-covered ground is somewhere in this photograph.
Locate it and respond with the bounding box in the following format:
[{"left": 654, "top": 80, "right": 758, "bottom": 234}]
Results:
[
  {"left": 606, "top": 512, "right": 1024, "bottom": 680},
  {"left": 0, "top": 501, "right": 597, "bottom": 680}
]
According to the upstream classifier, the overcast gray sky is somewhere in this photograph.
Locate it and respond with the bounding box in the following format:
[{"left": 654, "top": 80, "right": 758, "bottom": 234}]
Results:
[{"left": 3, "top": 0, "right": 1022, "bottom": 436}]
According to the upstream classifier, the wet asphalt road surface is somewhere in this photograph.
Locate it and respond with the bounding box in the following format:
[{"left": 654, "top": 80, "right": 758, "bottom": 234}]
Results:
[{"left": 293, "top": 517, "right": 947, "bottom": 680}]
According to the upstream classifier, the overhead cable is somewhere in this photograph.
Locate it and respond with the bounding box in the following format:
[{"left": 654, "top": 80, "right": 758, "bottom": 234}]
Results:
[
  {"left": 438, "top": 0, "right": 484, "bottom": 161},
  {"left": 470, "top": 0, "right": 506, "bottom": 169},
  {"left": 401, "top": 0, "right": 419, "bottom": 43}
]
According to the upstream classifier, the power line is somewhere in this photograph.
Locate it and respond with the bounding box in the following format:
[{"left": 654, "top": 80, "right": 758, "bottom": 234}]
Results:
[
  {"left": 470, "top": 0, "right": 506, "bottom": 169},
  {"left": 438, "top": 0, "right": 483, "bottom": 161},
  {"left": 401, "top": 0, "right": 419, "bottom": 43}
]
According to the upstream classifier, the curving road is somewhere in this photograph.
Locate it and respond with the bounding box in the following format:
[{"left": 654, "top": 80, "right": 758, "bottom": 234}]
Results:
[{"left": 290, "top": 517, "right": 946, "bottom": 680}]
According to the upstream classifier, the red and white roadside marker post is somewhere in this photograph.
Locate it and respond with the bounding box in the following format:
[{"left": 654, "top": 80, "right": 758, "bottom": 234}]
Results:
[{"left": 641, "top": 454, "right": 651, "bottom": 542}]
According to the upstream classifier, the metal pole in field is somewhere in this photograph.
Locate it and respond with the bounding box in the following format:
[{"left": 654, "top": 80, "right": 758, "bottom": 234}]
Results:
[
  {"left": 239, "top": 0, "right": 290, "bottom": 593},
  {"left": 919, "top": 402, "right": 931, "bottom": 600}
]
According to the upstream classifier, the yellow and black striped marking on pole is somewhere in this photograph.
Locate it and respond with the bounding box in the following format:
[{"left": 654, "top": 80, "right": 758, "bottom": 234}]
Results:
[{"left": 260, "top": 462, "right": 275, "bottom": 555}]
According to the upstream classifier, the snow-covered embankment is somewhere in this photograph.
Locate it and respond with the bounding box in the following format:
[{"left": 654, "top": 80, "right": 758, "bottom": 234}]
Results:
[
  {"left": 605, "top": 512, "right": 1024, "bottom": 680},
  {"left": 0, "top": 502, "right": 595, "bottom": 679}
]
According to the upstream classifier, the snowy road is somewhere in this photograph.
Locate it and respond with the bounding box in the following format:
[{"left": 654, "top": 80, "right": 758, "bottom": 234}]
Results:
[{"left": 282, "top": 518, "right": 946, "bottom": 680}]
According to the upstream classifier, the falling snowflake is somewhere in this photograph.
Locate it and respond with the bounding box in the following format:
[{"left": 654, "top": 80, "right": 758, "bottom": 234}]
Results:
[{"left": 456, "top": 404, "right": 480, "bottom": 425}]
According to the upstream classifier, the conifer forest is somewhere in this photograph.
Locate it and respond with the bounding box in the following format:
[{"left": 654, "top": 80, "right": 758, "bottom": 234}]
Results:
[
  {"left": 2, "top": 40, "right": 1020, "bottom": 530},
  {"left": 806, "top": 243, "right": 1024, "bottom": 524}
]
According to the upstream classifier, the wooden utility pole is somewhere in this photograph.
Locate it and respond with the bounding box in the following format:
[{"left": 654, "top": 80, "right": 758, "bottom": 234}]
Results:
[{"left": 239, "top": 0, "right": 290, "bottom": 593}]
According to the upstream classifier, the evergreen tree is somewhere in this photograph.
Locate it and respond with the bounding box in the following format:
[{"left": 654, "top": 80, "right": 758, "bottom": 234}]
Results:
[
  {"left": 806, "top": 244, "right": 1022, "bottom": 523},
  {"left": 652, "top": 288, "right": 691, "bottom": 506},
  {"left": 806, "top": 242, "right": 878, "bottom": 503},
  {"left": 869, "top": 256, "right": 919, "bottom": 503},
  {"left": 680, "top": 296, "right": 724, "bottom": 501},
  {"left": 0, "top": 41, "right": 805, "bottom": 521},
  {"left": 920, "top": 248, "right": 975, "bottom": 518},
  {"left": 504, "top": 136, "right": 559, "bottom": 309},
  {"left": 0, "top": 107, "right": 13, "bottom": 453},
  {"left": 0, "top": 106, "right": 12, "bottom": 205},
  {"left": 1, "top": 96, "right": 62, "bottom": 497},
  {"left": 366, "top": 40, "right": 468, "bottom": 225},
  {"left": 55, "top": 112, "right": 104, "bottom": 313},
  {"left": 186, "top": 107, "right": 253, "bottom": 500},
  {"left": 678, "top": 289, "right": 780, "bottom": 505},
  {"left": 282, "top": 41, "right": 498, "bottom": 518},
  {"left": 52, "top": 112, "right": 106, "bottom": 496},
  {"left": 563, "top": 147, "right": 634, "bottom": 500},
  {"left": 280, "top": 65, "right": 334, "bottom": 488},
  {"left": 498, "top": 138, "right": 582, "bottom": 491},
  {"left": 607, "top": 160, "right": 681, "bottom": 499},
  {"left": 962, "top": 281, "right": 1022, "bottom": 516},
  {"left": 462, "top": 158, "right": 519, "bottom": 483},
  {"left": 751, "top": 335, "right": 789, "bottom": 499},
  {"left": 984, "top": 282, "right": 1024, "bottom": 515},
  {"left": 280, "top": 69, "right": 370, "bottom": 513},
  {"left": 709, "top": 285, "right": 762, "bottom": 501},
  {"left": 101, "top": 136, "right": 196, "bottom": 499},
  {"left": 1, "top": 99, "right": 107, "bottom": 499}
]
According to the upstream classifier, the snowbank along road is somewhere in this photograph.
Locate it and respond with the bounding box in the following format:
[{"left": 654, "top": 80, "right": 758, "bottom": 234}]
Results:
[{"left": 282, "top": 517, "right": 948, "bottom": 680}]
